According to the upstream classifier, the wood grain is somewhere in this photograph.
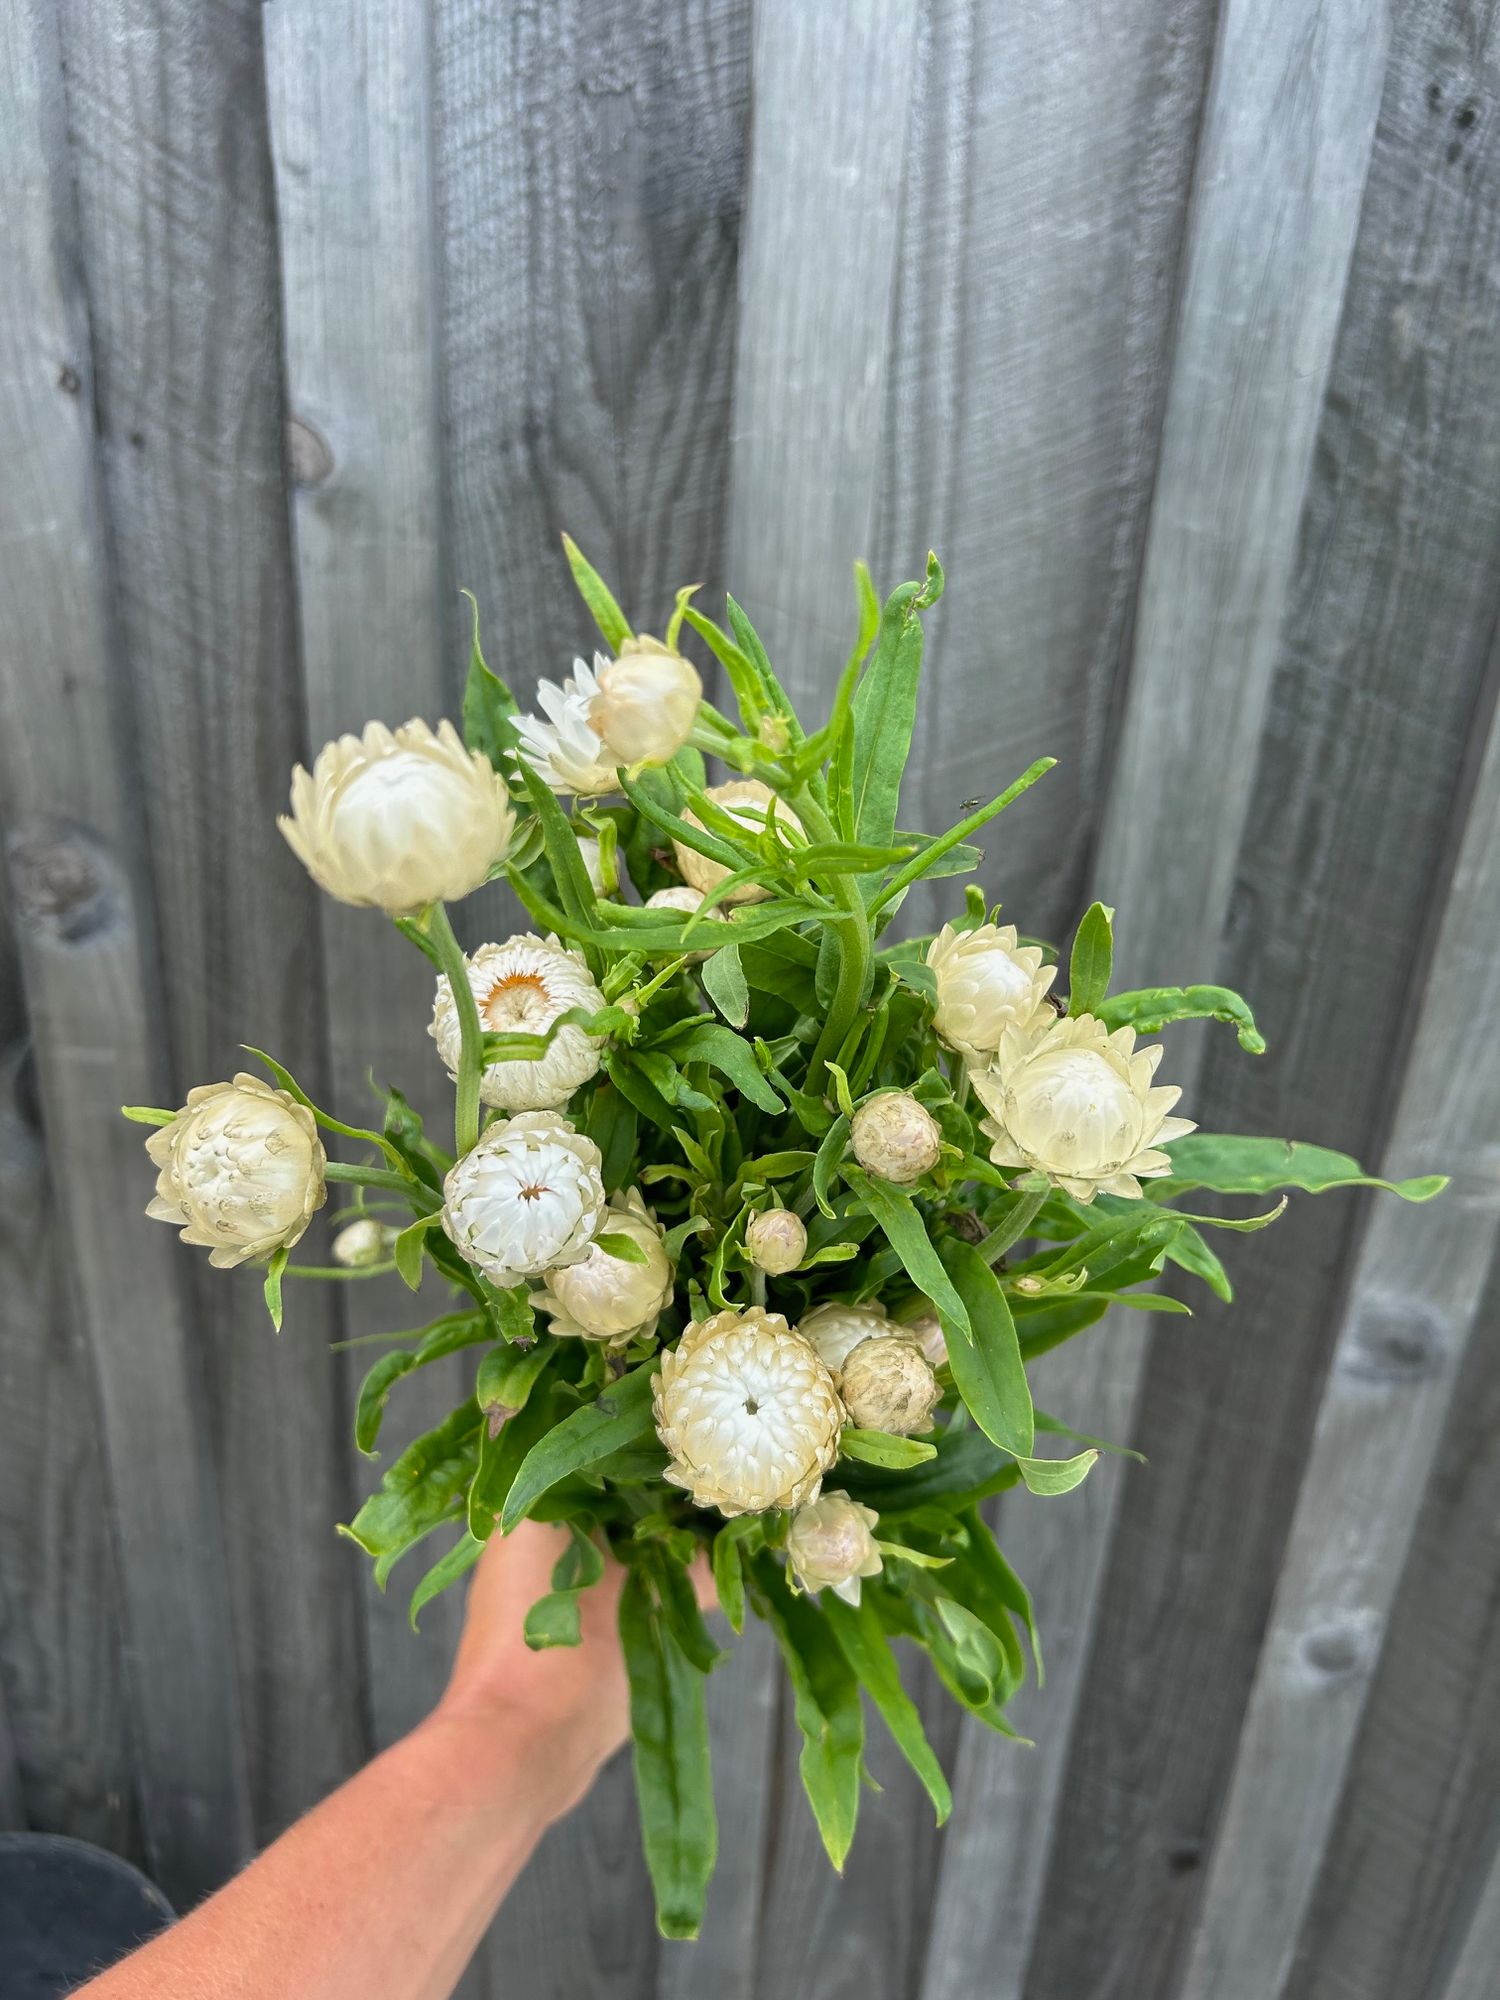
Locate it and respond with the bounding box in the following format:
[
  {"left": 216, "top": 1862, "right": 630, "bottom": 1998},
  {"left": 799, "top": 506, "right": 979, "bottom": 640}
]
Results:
[
  {"left": 53, "top": 0, "right": 368, "bottom": 1846},
  {"left": 1028, "top": 5, "right": 1500, "bottom": 1989}
]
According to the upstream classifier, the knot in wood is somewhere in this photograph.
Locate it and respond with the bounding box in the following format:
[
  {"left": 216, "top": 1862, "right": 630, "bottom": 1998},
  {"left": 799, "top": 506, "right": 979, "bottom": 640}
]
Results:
[
  {"left": 287, "top": 414, "right": 335, "bottom": 488},
  {"left": 7, "top": 821, "right": 117, "bottom": 941}
]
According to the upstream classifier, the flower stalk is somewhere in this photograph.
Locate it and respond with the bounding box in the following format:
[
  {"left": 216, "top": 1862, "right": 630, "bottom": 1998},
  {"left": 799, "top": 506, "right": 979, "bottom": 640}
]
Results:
[{"left": 422, "top": 902, "right": 485, "bottom": 1155}]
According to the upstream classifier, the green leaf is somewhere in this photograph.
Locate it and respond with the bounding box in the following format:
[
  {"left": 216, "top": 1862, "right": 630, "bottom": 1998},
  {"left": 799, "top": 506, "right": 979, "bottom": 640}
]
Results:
[
  {"left": 393, "top": 1212, "right": 440, "bottom": 1291},
  {"left": 837, "top": 1422, "right": 1020, "bottom": 1513},
  {"left": 1067, "top": 901, "right": 1114, "bottom": 1016},
  {"left": 1014, "top": 1448, "right": 1098, "bottom": 1497},
  {"left": 120, "top": 1103, "right": 174, "bottom": 1126},
  {"left": 651, "top": 1548, "right": 724, "bottom": 1674},
  {"left": 500, "top": 1363, "right": 657, "bottom": 1531},
  {"left": 839, "top": 1428, "right": 939, "bottom": 1468},
  {"left": 701, "top": 943, "right": 749, "bottom": 1027},
  {"left": 263, "top": 1245, "right": 289, "bottom": 1332},
  {"left": 712, "top": 1518, "right": 762, "bottom": 1635},
  {"left": 459, "top": 590, "right": 521, "bottom": 767},
  {"left": 937, "top": 1238, "right": 1034, "bottom": 1457},
  {"left": 409, "top": 1532, "right": 484, "bottom": 1631},
  {"left": 811, "top": 1113, "right": 851, "bottom": 1218},
  {"left": 474, "top": 1338, "right": 553, "bottom": 1422},
  {"left": 594, "top": 1230, "right": 651, "bottom": 1266},
  {"left": 823, "top": 1593, "right": 951, "bottom": 1825},
  {"left": 516, "top": 760, "right": 602, "bottom": 937},
  {"left": 1163, "top": 1220, "right": 1233, "bottom": 1301},
  {"left": 843, "top": 1168, "right": 971, "bottom": 1339},
  {"left": 355, "top": 1311, "right": 491, "bottom": 1456},
  {"left": 1096, "top": 983, "right": 1266, "bottom": 1055},
  {"left": 751, "top": 1554, "right": 864, "bottom": 1870},
  {"left": 848, "top": 562, "right": 942, "bottom": 850},
  {"left": 619, "top": 1571, "right": 717, "bottom": 1940},
  {"left": 1157, "top": 1135, "right": 1446, "bottom": 1204},
  {"left": 523, "top": 1525, "right": 608, "bottom": 1650},
  {"left": 664, "top": 1023, "right": 784, "bottom": 1113},
  {"left": 957, "top": 1506, "right": 1043, "bottom": 1684},
  {"left": 680, "top": 605, "right": 766, "bottom": 729},
  {"left": 467, "top": 1352, "right": 562, "bottom": 1541},
  {"left": 342, "top": 1400, "right": 484, "bottom": 1587},
  {"left": 561, "top": 534, "right": 632, "bottom": 652},
  {"left": 726, "top": 596, "right": 803, "bottom": 742}
]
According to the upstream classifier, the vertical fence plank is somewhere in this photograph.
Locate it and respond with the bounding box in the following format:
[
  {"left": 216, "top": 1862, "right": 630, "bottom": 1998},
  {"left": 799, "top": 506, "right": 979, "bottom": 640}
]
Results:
[
  {"left": 433, "top": 4, "right": 752, "bottom": 1990},
  {"left": 54, "top": 0, "right": 367, "bottom": 1844},
  {"left": 1028, "top": 6, "right": 1500, "bottom": 1992},
  {"left": 1439, "top": 1856, "right": 1500, "bottom": 2000},
  {"left": 0, "top": 0, "right": 252, "bottom": 1903}
]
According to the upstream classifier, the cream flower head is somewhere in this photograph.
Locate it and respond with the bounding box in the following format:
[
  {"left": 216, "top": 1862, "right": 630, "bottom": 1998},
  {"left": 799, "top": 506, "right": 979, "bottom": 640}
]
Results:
[
  {"left": 442, "top": 1112, "right": 606, "bottom": 1288},
  {"left": 850, "top": 1091, "right": 942, "bottom": 1185},
  {"left": 787, "top": 1492, "right": 884, "bottom": 1606},
  {"left": 589, "top": 637, "right": 702, "bottom": 767},
  {"left": 514, "top": 656, "right": 620, "bottom": 798},
  {"left": 430, "top": 933, "right": 606, "bottom": 1111},
  {"left": 145, "top": 1073, "right": 326, "bottom": 1269},
  {"left": 799, "top": 1298, "right": 897, "bottom": 1376},
  {"left": 969, "top": 1013, "right": 1196, "bottom": 1203},
  {"left": 926, "top": 921, "right": 1057, "bottom": 1059},
  {"left": 531, "top": 1188, "right": 672, "bottom": 1345},
  {"left": 745, "top": 1207, "right": 807, "bottom": 1276},
  {"left": 653, "top": 1307, "right": 844, "bottom": 1517},
  {"left": 839, "top": 1335, "right": 941, "bottom": 1435},
  {"left": 279, "top": 719, "right": 513, "bottom": 915},
  {"left": 672, "top": 780, "right": 803, "bottom": 906}
]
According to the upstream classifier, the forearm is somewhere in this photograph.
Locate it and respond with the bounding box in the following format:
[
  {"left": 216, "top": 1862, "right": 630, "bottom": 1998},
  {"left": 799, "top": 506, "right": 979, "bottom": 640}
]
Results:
[{"left": 76, "top": 1702, "right": 577, "bottom": 2000}]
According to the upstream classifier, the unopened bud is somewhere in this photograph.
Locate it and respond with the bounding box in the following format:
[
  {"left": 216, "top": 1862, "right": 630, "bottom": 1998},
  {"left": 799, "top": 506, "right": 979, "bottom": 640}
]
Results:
[
  {"left": 746, "top": 1207, "right": 807, "bottom": 1275},
  {"left": 331, "top": 1217, "right": 396, "bottom": 1268},
  {"left": 589, "top": 637, "right": 701, "bottom": 766},
  {"left": 839, "top": 1335, "right": 941, "bottom": 1436},
  {"left": 902, "top": 1309, "right": 947, "bottom": 1369},
  {"left": 787, "top": 1492, "right": 883, "bottom": 1606},
  {"left": 850, "top": 1091, "right": 942, "bottom": 1186}
]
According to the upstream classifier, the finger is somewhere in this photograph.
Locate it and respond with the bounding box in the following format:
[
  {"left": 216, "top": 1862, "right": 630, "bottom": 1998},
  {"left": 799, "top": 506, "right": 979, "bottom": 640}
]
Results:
[{"left": 689, "top": 1549, "right": 718, "bottom": 1615}]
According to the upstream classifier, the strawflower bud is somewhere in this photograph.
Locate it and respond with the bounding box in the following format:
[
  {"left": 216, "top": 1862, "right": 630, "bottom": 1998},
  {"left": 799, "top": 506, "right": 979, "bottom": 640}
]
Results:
[
  {"left": 786, "top": 1492, "right": 883, "bottom": 1606},
  {"left": 968, "top": 1014, "right": 1196, "bottom": 1203},
  {"left": 654, "top": 1308, "right": 844, "bottom": 1517},
  {"left": 799, "top": 1298, "right": 897, "bottom": 1374},
  {"left": 901, "top": 1308, "right": 948, "bottom": 1370},
  {"left": 442, "top": 1112, "right": 605, "bottom": 1288},
  {"left": 746, "top": 1207, "right": 807, "bottom": 1276},
  {"left": 532, "top": 1188, "right": 673, "bottom": 1345},
  {"left": 279, "top": 719, "right": 513, "bottom": 915},
  {"left": 926, "top": 921, "right": 1057, "bottom": 1059},
  {"left": 331, "top": 1218, "right": 397, "bottom": 1268},
  {"left": 430, "top": 932, "right": 606, "bottom": 1111},
  {"left": 646, "top": 882, "right": 724, "bottom": 960},
  {"left": 144, "top": 1073, "right": 326, "bottom": 1269},
  {"left": 850, "top": 1091, "right": 942, "bottom": 1185},
  {"left": 838, "top": 1335, "right": 941, "bottom": 1436},
  {"left": 589, "top": 636, "right": 702, "bottom": 766},
  {"left": 672, "top": 780, "right": 804, "bottom": 906}
]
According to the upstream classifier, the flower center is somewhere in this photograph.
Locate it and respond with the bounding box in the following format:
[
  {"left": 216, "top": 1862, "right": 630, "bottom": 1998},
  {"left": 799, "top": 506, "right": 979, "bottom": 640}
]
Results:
[
  {"left": 480, "top": 970, "right": 552, "bottom": 1031},
  {"left": 518, "top": 1181, "right": 549, "bottom": 1203}
]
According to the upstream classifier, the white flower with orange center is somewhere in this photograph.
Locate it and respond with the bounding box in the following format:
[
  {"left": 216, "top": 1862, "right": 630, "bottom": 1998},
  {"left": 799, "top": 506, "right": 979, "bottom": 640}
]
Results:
[
  {"left": 672, "top": 780, "right": 804, "bottom": 906},
  {"left": 653, "top": 1308, "right": 845, "bottom": 1517},
  {"left": 441, "top": 1112, "right": 606, "bottom": 1287},
  {"left": 430, "top": 933, "right": 606, "bottom": 1111},
  {"left": 144, "top": 1073, "right": 326, "bottom": 1269},
  {"left": 926, "top": 921, "right": 1057, "bottom": 1060},
  {"left": 787, "top": 1492, "right": 884, "bottom": 1606},
  {"left": 968, "top": 1013, "right": 1196, "bottom": 1203},
  {"left": 513, "top": 656, "right": 620, "bottom": 798}
]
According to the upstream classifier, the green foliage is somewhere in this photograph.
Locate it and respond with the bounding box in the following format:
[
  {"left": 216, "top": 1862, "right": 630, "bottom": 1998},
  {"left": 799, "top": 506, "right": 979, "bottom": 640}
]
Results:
[{"left": 192, "top": 545, "right": 1448, "bottom": 1937}]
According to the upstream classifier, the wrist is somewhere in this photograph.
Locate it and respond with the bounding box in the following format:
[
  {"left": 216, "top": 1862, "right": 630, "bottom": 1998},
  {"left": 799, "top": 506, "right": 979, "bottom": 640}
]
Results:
[{"left": 418, "top": 1691, "right": 612, "bottom": 1833}]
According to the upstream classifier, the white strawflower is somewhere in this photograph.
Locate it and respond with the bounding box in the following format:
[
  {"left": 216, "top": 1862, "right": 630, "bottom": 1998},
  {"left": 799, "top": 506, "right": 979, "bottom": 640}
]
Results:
[
  {"left": 672, "top": 780, "right": 804, "bottom": 906},
  {"left": 331, "top": 1217, "right": 397, "bottom": 1268},
  {"left": 901, "top": 1308, "right": 948, "bottom": 1370},
  {"left": 927, "top": 921, "right": 1057, "bottom": 1059},
  {"left": 430, "top": 933, "right": 606, "bottom": 1112},
  {"left": 653, "top": 1308, "right": 845, "bottom": 1517},
  {"left": 532, "top": 1188, "right": 672, "bottom": 1345},
  {"left": 589, "top": 636, "right": 702, "bottom": 766},
  {"left": 839, "top": 1335, "right": 941, "bottom": 1435},
  {"left": 969, "top": 1013, "right": 1196, "bottom": 1203},
  {"left": 144, "top": 1073, "right": 326, "bottom": 1270},
  {"left": 279, "top": 719, "right": 513, "bottom": 915},
  {"left": 787, "top": 1492, "right": 883, "bottom": 1607},
  {"left": 746, "top": 1207, "right": 807, "bottom": 1276},
  {"left": 513, "top": 656, "right": 619, "bottom": 797},
  {"left": 850, "top": 1091, "right": 942, "bottom": 1185},
  {"left": 442, "top": 1112, "right": 605, "bottom": 1287},
  {"left": 800, "top": 1298, "right": 897, "bottom": 1375}
]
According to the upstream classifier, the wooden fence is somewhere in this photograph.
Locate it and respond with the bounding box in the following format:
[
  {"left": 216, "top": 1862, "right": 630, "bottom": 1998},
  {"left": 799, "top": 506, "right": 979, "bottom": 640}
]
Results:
[{"left": 2, "top": 2, "right": 1498, "bottom": 1995}]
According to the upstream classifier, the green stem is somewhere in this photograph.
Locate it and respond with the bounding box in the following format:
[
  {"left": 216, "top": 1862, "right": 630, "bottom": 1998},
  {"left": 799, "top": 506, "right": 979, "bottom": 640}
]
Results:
[
  {"left": 974, "top": 1186, "right": 1049, "bottom": 1265},
  {"left": 324, "top": 1161, "right": 433, "bottom": 1202},
  {"left": 795, "top": 788, "right": 871, "bottom": 1090},
  {"left": 284, "top": 1261, "right": 397, "bottom": 1281},
  {"left": 425, "top": 902, "right": 483, "bottom": 1156}
]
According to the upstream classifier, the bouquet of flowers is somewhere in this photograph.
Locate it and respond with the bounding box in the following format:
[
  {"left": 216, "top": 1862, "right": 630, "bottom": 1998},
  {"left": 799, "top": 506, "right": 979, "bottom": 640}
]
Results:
[{"left": 126, "top": 542, "right": 1443, "bottom": 1937}]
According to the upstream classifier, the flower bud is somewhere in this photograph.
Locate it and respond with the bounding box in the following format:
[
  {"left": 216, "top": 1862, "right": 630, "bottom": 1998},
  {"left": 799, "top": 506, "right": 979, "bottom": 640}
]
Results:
[
  {"left": 331, "top": 1218, "right": 397, "bottom": 1268},
  {"left": 799, "top": 1299, "right": 895, "bottom": 1374},
  {"left": 901, "top": 1309, "right": 947, "bottom": 1370},
  {"left": 442, "top": 1112, "right": 605, "bottom": 1288},
  {"left": 926, "top": 921, "right": 1056, "bottom": 1060},
  {"left": 746, "top": 1208, "right": 807, "bottom": 1276},
  {"left": 533, "top": 1189, "right": 673, "bottom": 1345},
  {"left": 786, "top": 1492, "right": 883, "bottom": 1606},
  {"left": 672, "top": 780, "right": 804, "bottom": 906},
  {"left": 838, "top": 1335, "right": 941, "bottom": 1436},
  {"left": 589, "top": 637, "right": 702, "bottom": 766},
  {"left": 144, "top": 1073, "right": 327, "bottom": 1269},
  {"left": 646, "top": 883, "right": 723, "bottom": 961},
  {"left": 279, "top": 719, "right": 514, "bottom": 915},
  {"left": 850, "top": 1092, "right": 941, "bottom": 1185}
]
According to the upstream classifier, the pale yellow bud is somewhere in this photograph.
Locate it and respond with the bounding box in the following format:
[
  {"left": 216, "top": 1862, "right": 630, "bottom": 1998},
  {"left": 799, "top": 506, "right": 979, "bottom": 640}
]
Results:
[
  {"left": 850, "top": 1091, "right": 941, "bottom": 1185},
  {"left": 839, "top": 1335, "right": 941, "bottom": 1436},
  {"left": 672, "top": 780, "right": 804, "bottom": 906},
  {"left": 746, "top": 1207, "right": 807, "bottom": 1276},
  {"left": 331, "top": 1218, "right": 397, "bottom": 1268},
  {"left": 786, "top": 1492, "right": 883, "bottom": 1606},
  {"left": 901, "top": 1309, "right": 948, "bottom": 1370},
  {"left": 589, "top": 637, "right": 702, "bottom": 766},
  {"left": 532, "top": 1188, "right": 672, "bottom": 1345}
]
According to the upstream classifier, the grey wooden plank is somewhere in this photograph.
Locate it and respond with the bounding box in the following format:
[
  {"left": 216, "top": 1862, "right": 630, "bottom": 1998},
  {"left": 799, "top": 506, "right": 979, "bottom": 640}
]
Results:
[
  {"left": 1435, "top": 1830, "right": 1500, "bottom": 2000},
  {"left": 1027, "top": 5, "right": 1500, "bottom": 1989},
  {"left": 927, "top": 0, "right": 1394, "bottom": 1989},
  {"left": 873, "top": 0, "right": 1220, "bottom": 942},
  {"left": 0, "top": 0, "right": 251, "bottom": 1902},
  {"left": 723, "top": 0, "right": 920, "bottom": 722},
  {"left": 432, "top": 4, "right": 752, "bottom": 1989},
  {"left": 0, "top": 1676, "right": 24, "bottom": 1832},
  {"left": 1179, "top": 648, "right": 1500, "bottom": 1993},
  {"left": 53, "top": 0, "right": 368, "bottom": 1843}
]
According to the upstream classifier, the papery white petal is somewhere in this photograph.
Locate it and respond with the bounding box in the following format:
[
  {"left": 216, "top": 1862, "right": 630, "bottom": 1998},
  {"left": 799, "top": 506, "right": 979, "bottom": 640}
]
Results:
[
  {"left": 926, "top": 921, "right": 1057, "bottom": 1058},
  {"left": 144, "top": 1073, "right": 326, "bottom": 1269},
  {"left": 442, "top": 1112, "right": 605, "bottom": 1287},
  {"left": 430, "top": 933, "right": 606, "bottom": 1111}
]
